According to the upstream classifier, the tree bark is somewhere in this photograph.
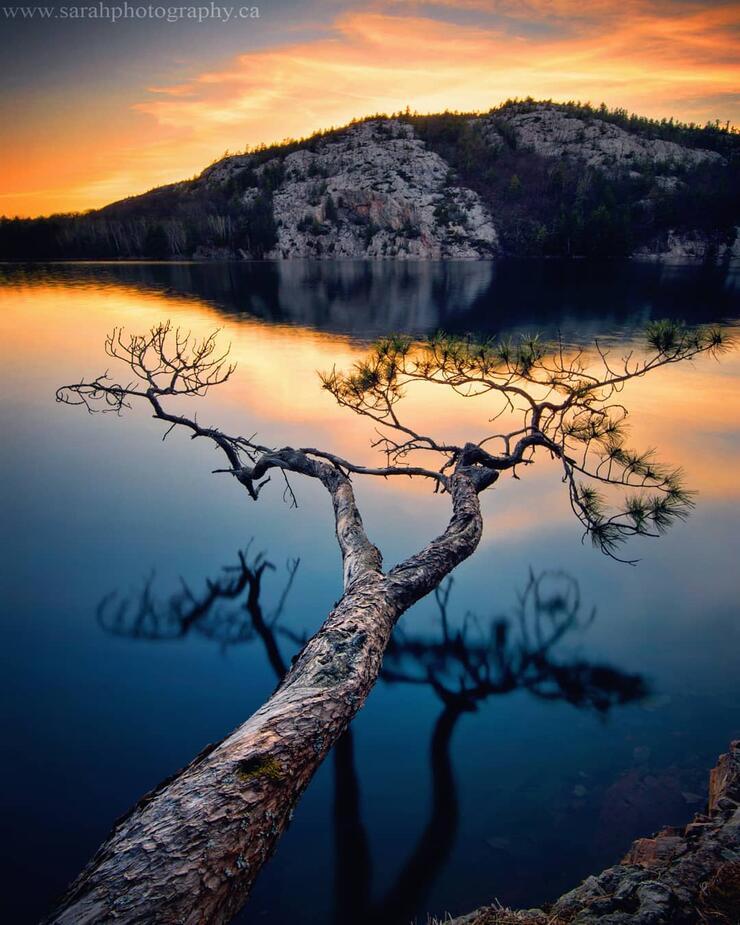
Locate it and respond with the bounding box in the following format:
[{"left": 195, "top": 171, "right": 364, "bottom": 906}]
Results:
[{"left": 45, "top": 469, "right": 486, "bottom": 925}]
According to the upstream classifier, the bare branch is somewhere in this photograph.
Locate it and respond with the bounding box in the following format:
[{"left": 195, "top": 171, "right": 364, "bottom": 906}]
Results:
[
  {"left": 57, "top": 319, "right": 730, "bottom": 566},
  {"left": 322, "top": 323, "right": 728, "bottom": 558}
]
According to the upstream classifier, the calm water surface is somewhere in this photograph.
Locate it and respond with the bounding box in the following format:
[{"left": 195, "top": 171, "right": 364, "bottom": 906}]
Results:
[{"left": 1, "top": 260, "right": 739, "bottom": 924}]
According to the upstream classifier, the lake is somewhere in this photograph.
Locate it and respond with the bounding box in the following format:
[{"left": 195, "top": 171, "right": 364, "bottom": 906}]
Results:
[{"left": 1, "top": 259, "right": 739, "bottom": 924}]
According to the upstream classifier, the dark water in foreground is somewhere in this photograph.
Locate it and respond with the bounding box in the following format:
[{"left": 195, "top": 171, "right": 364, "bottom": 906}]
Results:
[{"left": 1, "top": 259, "right": 739, "bottom": 924}]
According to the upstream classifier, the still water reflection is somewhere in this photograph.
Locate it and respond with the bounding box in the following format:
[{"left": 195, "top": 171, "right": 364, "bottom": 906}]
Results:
[
  {"left": 1, "top": 260, "right": 739, "bottom": 924},
  {"left": 98, "top": 553, "right": 649, "bottom": 925}
]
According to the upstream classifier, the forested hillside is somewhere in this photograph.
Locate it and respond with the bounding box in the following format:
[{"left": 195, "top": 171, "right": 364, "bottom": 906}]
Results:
[{"left": 2, "top": 100, "right": 738, "bottom": 261}]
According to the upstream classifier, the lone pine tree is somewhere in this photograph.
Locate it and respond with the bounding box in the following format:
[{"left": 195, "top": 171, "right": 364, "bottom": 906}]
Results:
[{"left": 48, "top": 318, "right": 726, "bottom": 923}]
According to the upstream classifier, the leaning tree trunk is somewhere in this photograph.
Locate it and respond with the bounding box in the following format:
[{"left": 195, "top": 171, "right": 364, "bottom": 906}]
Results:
[{"left": 46, "top": 470, "right": 486, "bottom": 924}]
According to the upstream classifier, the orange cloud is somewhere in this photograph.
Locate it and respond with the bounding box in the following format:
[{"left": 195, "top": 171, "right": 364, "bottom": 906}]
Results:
[
  {"left": 135, "top": 5, "right": 740, "bottom": 129},
  {"left": 2, "top": 0, "right": 738, "bottom": 216}
]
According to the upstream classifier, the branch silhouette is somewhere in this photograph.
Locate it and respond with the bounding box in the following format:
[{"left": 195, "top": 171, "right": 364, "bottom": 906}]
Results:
[
  {"left": 320, "top": 326, "right": 726, "bottom": 561},
  {"left": 97, "top": 553, "right": 647, "bottom": 925},
  {"left": 57, "top": 321, "right": 727, "bottom": 560},
  {"left": 49, "top": 320, "right": 721, "bottom": 923},
  {"left": 346, "top": 571, "right": 647, "bottom": 925}
]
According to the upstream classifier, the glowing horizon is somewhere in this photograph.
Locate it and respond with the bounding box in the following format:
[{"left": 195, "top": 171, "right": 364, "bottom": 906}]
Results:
[{"left": 1, "top": 0, "right": 738, "bottom": 218}]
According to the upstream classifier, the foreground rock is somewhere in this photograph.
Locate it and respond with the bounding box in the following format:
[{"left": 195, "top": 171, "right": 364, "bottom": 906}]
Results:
[{"left": 445, "top": 741, "right": 740, "bottom": 925}]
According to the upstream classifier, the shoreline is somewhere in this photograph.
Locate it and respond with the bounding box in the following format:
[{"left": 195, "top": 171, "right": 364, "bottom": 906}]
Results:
[{"left": 442, "top": 741, "right": 740, "bottom": 925}]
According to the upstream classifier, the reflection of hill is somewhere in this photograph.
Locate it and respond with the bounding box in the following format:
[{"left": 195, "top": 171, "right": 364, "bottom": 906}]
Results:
[{"left": 2, "top": 260, "right": 739, "bottom": 340}]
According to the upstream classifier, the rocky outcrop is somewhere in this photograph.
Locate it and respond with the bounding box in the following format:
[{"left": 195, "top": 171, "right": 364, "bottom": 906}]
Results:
[
  {"left": 487, "top": 103, "right": 722, "bottom": 174},
  {"left": 445, "top": 741, "right": 740, "bottom": 925},
  {"left": 247, "top": 120, "right": 497, "bottom": 259},
  {"left": 190, "top": 105, "right": 732, "bottom": 262},
  {"left": 6, "top": 102, "right": 735, "bottom": 262},
  {"left": 633, "top": 227, "right": 740, "bottom": 264}
]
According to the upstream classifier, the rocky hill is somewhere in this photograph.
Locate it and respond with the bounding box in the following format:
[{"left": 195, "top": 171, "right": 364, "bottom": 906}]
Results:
[
  {"left": 2, "top": 100, "right": 738, "bottom": 261},
  {"left": 207, "top": 118, "right": 499, "bottom": 259}
]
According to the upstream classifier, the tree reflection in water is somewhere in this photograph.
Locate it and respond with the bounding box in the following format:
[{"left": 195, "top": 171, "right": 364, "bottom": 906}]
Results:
[{"left": 97, "top": 550, "right": 647, "bottom": 925}]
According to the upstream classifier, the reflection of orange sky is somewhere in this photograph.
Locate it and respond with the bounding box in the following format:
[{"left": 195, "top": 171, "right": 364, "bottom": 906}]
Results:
[
  {"left": 2, "top": 276, "right": 738, "bottom": 561},
  {"left": 2, "top": 0, "right": 739, "bottom": 217}
]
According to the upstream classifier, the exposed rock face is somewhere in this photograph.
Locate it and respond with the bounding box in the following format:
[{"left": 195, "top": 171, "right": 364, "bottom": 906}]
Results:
[
  {"left": 199, "top": 154, "right": 252, "bottom": 187},
  {"left": 14, "top": 102, "right": 732, "bottom": 263},
  {"left": 633, "top": 227, "right": 740, "bottom": 264},
  {"left": 492, "top": 104, "right": 722, "bottom": 173},
  {"left": 255, "top": 120, "right": 498, "bottom": 259},
  {"left": 447, "top": 741, "right": 740, "bottom": 925},
  {"left": 189, "top": 106, "right": 731, "bottom": 262}
]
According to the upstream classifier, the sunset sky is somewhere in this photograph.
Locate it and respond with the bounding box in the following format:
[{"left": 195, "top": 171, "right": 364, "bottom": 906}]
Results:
[{"left": 1, "top": 0, "right": 738, "bottom": 217}]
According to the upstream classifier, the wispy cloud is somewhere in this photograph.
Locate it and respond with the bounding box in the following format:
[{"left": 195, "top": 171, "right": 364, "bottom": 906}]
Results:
[
  {"left": 3, "top": 0, "right": 738, "bottom": 216},
  {"left": 135, "top": 3, "right": 740, "bottom": 138}
]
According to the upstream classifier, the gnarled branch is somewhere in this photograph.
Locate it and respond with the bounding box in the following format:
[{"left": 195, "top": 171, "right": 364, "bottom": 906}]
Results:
[{"left": 48, "top": 318, "right": 729, "bottom": 923}]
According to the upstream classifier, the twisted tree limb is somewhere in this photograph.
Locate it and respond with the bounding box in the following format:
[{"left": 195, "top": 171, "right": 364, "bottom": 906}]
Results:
[
  {"left": 47, "top": 321, "right": 729, "bottom": 923},
  {"left": 46, "top": 465, "right": 487, "bottom": 924}
]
